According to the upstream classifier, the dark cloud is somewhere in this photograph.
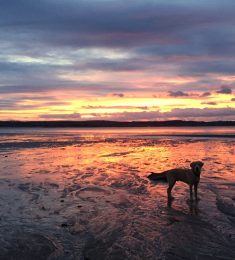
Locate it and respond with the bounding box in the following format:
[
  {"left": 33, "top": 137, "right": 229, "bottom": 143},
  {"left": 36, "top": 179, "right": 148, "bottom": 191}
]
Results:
[
  {"left": 112, "top": 93, "right": 125, "bottom": 98},
  {"left": 168, "top": 91, "right": 189, "bottom": 97},
  {"left": 0, "top": 0, "right": 234, "bottom": 52},
  {"left": 165, "top": 107, "right": 235, "bottom": 119},
  {"left": 77, "top": 59, "right": 144, "bottom": 72},
  {"left": 20, "top": 96, "right": 59, "bottom": 101},
  {"left": 0, "top": 61, "right": 65, "bottom": 78},
  {"left": 0, "top": 2, "right": 216, "bottom": 47},
  {"left": 90, "top": 111, "right": 161, "bottom": 121},
  {"left": 183, "top": 60, "right": 235, "bottom": 76},
  {"left": 0, "top": 99, "right": 20, "bottom": 110},
  {"left": 0, "top": 97, "right": 70, "bottom": 111},
  {"left": 201, "top": 102, "right": 217, "bottom": 105},
  {"left": 216, "top": 86, "right": 232, "bottom": 94},
  {"left": 40, "top": 113, "right": 81, "bottom": 120},
  {"left": 201, "top": 92, "right": 211, "bottom": 97},
  {"left": 78, "top": 107, "right": 235, "bottom": 121},
  {"left": 0, "top": 83, "right": 131, "bottom": 95}
]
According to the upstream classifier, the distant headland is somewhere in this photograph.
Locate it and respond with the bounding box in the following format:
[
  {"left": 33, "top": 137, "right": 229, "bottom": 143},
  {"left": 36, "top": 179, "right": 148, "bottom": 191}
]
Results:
[{"left": 0, "top": 120, "right": 235, "bottom": 128}]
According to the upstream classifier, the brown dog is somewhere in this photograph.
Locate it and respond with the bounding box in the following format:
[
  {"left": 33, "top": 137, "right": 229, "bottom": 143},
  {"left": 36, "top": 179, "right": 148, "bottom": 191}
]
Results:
[{"left": 148, "top": 161, "right": 204, "bottom": 201}]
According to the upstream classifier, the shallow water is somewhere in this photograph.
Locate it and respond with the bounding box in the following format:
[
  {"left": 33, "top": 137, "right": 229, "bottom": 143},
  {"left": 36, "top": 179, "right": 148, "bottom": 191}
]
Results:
[{"left": 0, "top": 128, "right": 234, "bottom": 259}]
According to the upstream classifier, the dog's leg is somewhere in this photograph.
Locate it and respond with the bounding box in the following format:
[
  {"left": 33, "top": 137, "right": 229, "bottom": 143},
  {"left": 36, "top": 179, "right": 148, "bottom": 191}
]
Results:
[
  {"left": 190, "top": 185, "right": 193, "bottom": 201},
  {"left": 167, "top": 181, "right": 176, "bottom": 200},
  {"left": 194, "top": 183, "right": 199, "bottom": 200}
]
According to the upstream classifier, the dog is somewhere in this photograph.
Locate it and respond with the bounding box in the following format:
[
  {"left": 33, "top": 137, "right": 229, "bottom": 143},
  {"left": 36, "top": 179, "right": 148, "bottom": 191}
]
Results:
[{"left": 147, "top": 161, "right": 204, "bottom": 201}]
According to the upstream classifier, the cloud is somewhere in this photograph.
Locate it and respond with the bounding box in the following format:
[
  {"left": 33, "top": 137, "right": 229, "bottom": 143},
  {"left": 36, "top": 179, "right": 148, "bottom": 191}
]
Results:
[
  {"left": 112, "top": 93, "right": 125, "bottom": 98},
  {"left": 1, "top": 1, "right": 235, "bottom": 120},
  {"left": 82, "top": 105, "right": 149, "bottom": 110},
  {"left": 0, "top": 99, "right": 20, "bottom": 110},
  {"left": 179, "top": 60, "right": 235, "bottom": 76},
  {"left": 216, "top": 86, "right": 232, "bottom": 94},
  {"left": 0, "top": 82, "right": 132, "bottom": 95},
  {"left": 165, "top": 107, "right": 235, "bottom": 119},
  {"left": 168, "top": 91, "right": 189, "bottom": 97},
  {"left": 201, "top": 92, "right": 211, "bottom": 97},
  {"left": 77, "top": 59, "right": 143, "bottom": 72},
  {"left": 40, "top": 113, "right": 81, "bottom": 120},
  {"left": 39, "top": 101, "right": 71, "bottom": 106},
  {"left": 0, "top": 97, "right": 70, "bottom": 111},
  {"left": 89, "top": 111, "right": 161, "bottom": 121},
  {"left": 0, "top": 1, "right": 218, "bottom": 47},
  {"left": 201, "top": 102, "right": 217, "bottom": 105},
  {"left": 1, "top": 0, "right": 235, "bottom": 53},
  {"left": 54, "top": 107, "right": 235, "bottom": 121}
]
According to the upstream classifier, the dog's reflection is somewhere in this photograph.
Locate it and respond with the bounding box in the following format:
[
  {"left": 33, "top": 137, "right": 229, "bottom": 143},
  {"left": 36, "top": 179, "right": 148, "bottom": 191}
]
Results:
[
  {"left": 187, "top": 200, "right": 199, "bottom": 215},
  {"left": 167, "top": 197, "right": 199, "bottom": 215}
]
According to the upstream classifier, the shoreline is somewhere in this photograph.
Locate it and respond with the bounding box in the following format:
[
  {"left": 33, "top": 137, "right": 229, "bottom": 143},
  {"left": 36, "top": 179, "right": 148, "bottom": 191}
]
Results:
[{"left": 1, "top": 120, "right": 235, "bottom": 128}]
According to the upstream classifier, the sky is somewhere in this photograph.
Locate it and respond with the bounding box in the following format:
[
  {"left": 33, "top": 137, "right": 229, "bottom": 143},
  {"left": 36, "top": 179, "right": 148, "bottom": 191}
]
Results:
[{"left": 0, "top": 0, "right": 235, "bottom": 121}]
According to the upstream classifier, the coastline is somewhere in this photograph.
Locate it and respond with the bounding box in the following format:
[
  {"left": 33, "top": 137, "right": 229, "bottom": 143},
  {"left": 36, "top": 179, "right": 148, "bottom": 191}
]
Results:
[{"left": 1, "top": 120, "right": 235, "bottom": 128}]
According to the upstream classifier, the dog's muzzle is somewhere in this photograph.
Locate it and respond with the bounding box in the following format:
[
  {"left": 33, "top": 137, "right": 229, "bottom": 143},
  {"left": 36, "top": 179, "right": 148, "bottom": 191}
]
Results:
[{"left": 193, "top": 165, "right": 201, "bottom": 176}]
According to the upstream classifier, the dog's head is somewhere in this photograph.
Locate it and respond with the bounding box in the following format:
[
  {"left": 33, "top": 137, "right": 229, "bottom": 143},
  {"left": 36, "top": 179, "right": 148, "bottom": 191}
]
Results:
[{"left": 190, "top": 161, "right": 204, "bottom": 176}]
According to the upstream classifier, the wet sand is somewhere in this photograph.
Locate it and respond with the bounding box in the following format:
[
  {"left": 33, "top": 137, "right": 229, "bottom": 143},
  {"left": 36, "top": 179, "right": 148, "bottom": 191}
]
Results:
[{"left": 0, "top": 130, "right": 234, "bottom": 259}]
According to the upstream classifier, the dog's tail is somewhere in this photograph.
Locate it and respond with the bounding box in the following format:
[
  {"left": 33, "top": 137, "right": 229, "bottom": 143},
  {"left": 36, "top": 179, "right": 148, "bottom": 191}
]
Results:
[{"left": 147, "top": 171, "right": 167, "bottom": 181}]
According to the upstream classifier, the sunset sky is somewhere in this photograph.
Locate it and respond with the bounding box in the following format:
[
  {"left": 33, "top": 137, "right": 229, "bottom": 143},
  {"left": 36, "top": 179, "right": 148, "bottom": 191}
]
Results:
[{"left": 1, "top": 0, "right": 235, "bottom": 121}]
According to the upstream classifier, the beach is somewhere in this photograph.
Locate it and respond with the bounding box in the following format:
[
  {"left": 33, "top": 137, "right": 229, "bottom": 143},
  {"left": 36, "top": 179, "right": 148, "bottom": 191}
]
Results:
[{"left": 0, "top": 127, "right": 234, "bottom": 259}]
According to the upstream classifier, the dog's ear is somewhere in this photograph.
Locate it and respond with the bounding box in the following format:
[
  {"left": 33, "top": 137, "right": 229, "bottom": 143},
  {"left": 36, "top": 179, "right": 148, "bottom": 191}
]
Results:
[
  {"left": 198, "top": 161, "right": 204, "bottom": 167},
  {"left": 190, "top": 162, "right": 195, "bottom": 168}
]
